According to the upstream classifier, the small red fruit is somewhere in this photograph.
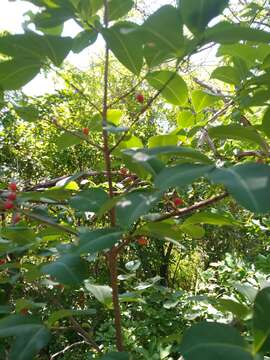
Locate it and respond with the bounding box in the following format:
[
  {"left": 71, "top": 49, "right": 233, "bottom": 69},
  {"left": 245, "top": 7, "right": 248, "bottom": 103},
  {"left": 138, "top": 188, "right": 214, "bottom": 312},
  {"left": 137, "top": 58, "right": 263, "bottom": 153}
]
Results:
[
  {"left": 3, "top": 199, "right": 14, "bottom": 210},
  {"left": 20, "top": 308, "right": 29, "bottom": 316},
  {"left": 82, "top": 127, "right": 89, "bottom": 136},
  {"left": 7, "top": 192, "right": 16, "bottom": 201},
  {"left": 8, "top": 183, "right": 17, "bottom": 192},
  {"left": 12, "top": 213, "right": 21, "bottom": 224},
  {"left": 136, "top": 94, "right": 144, "bottom": 103},
  {"left": 173, "top": 197, "right": 184, "bottom": 207},
  {"left": 0, "top": 259, "right": 6, "bottom": 265},
  {"left": 137, "top": 237, "right": 148, "bottom": 246}
]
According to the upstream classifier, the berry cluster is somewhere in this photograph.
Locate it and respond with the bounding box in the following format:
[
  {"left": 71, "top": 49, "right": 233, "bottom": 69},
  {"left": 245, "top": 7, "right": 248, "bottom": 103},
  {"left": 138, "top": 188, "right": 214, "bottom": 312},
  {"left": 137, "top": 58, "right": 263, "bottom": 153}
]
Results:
[{"left": 2, "top": 183, "right": 20, "bottom": 224}]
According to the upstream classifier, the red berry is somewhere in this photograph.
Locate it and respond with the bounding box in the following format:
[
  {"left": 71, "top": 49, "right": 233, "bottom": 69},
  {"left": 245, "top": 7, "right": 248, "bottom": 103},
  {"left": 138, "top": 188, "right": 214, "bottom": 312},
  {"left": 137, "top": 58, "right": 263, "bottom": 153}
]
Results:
[
  {"left": 173, "top": 197, "right": 184, "bottom": 207},
  {"left": 7, "top": 192, "right": 16, "bottom": 201},
  {"left": 20, "top": 308, "right": 29, "bottom": 316},
  {"left": 137, "top": 237, "right": 148, "bottom": 246},
  {"left": 0, "top": 259, "right": 6, "bottom": 265},
  {"left": 3, "top": 200, "right": 14, "bottom": 210},
  {"left": 8, "top": 183, "right": 17, "bottom": 192},
  {"left": 82, "top": 127, "right": 89, "bottom": 136},
  {"left": 136, "top": 94, "right": 144, "bottom": 103},
  {"left": 12, "top": 213, "right": 21, "bottom": 224}
]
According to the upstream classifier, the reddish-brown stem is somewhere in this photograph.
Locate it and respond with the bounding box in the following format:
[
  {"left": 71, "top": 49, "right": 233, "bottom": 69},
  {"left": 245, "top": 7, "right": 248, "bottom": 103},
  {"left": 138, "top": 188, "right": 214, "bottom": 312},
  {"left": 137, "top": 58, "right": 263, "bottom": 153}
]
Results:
[
  {"left": 155, "top": 192, "right": 229, "bottom": 222},
  {"left": 102, "top": 0, "right": 124, "bottom": 351}
]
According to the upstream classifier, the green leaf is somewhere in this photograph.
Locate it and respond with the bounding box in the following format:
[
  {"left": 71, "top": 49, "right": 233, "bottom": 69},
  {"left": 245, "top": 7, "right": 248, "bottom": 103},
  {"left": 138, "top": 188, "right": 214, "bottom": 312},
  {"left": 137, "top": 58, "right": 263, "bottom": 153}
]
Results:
[
  {"left": 217, "top": 44, "right": 259, "bottom": 68},
  {"left": 124, "top": 146, "right": 212, "bottom": 166},
  {"left": 0, "top": 315, "right": 50, "bottom": 360},
  {"left": 69, "top": 188, "right": 109, "bottom": 212},
  {"left": 208, "top": 125, "right": 267, "bottom": 150},
  {"left": 116, "top": 190, "right": 163, "bottom": 229},
  {"left": 180, "top": 224, "right": 205, "bottom": 239},
  {"left": 177, "top": 110, "right": 195, "bottom": 128},
  {"left": 0, "top": 58, "right": 41, "bottom": 90},
  {"left": 1, "top": 226, "right": 36, "bottom": 244},
  {"left": 148, "top": 135, "right": 178, "bottom": 148},
  {"left": 14, "top": 106, "right": 39, "bottom": 122},
  {"left": 102, "top": 22, "right": 143, "bottom": 75},
  {"left": 180, "top": 0, "right": 229, "bottom": 34},
  {"left": 0, "top": 33, "right": 73, "bottom": 66},
  {"left": 42, "top": 254, "right": 89, "bottom": 286},
  {"left": 107, "top": 109, "right": 123, "bottom": 126},
  {"left": 205, "top": 22, "right": 270, "bottom": 44},
  {"left": 108, "top": 0, "right": 133, "bottom": 21},
  {"left": 191, "top": 90, "right": 220, "bottom": 112},
  {"left": 77, "top": 228, "right": 123, "bottom": 254},
  {"left": 56, "top": 133, "right": 82, "bottom": 150},
  {"left": 262, "top": 107, "right": 270, "bottom": 139},
  {"left": 141, "top": 5, "right": 184, "bottom": 67},
  {"left": 136, "top": 221, "right": 183, "bottom": 240},
  {"left": 154, "top": 164, "right": 214, "bottom": 191},
  {"left": 211, "top": 66, "right": 241, "bottom": 85},
  {"left": 214, "top": 298, "right": 250, "bottom": 320},
  {"left": 84, "top": 282, "right": 113, "bottom": 307},
  {"left": 209, "top": 163, "right": 270, "bottom": 214},
  {"left": 147, "top": 70, "right": 188, "bottom": 105},
  {"left": 183, "top": 211, "right": 238, "bottom": 226},
  {"left": 47, "top": 308, "right": 96, "bottom": 326},
  {"left": 72, "top": 30, "right": 98, "bottom": 53},
  {"left": 118, "top": 135, "right": 143, "bottom": 150},
  {"left": 179, "top": 322, "right": 253, "bottom": 360},
  {"left": 253, "top": 287, "right": 270, "bottom": 353}
]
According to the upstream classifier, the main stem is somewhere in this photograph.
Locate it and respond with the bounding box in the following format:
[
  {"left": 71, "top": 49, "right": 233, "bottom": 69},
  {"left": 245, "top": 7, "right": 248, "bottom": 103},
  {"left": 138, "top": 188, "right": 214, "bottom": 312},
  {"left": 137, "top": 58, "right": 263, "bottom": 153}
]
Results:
[{"left": 102, "top": 0, "right": 124, "bottom": 351}]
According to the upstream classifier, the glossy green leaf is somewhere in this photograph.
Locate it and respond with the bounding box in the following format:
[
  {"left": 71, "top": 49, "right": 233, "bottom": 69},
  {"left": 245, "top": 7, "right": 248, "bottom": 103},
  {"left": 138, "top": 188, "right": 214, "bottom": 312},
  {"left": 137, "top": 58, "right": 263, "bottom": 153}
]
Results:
[
  {"left": 14, "top": 106, "right": 39, "bottom": 122},
  {"left": 102, "top": 22, "right": 143, "bottom": 75},
  {"left": 77, "top": 228, "right": 123, "bottom": 254},
  {"left": 262, "top": 107, "right": 270, "bottom": 139},
  {"left": 154, "top": 164, "right": 215, "bottom": 191},
  {"left": 179, "top": 322, "right": 253, "bottom": 360},
  {"left": 84, "top": 282, "right": 113, "bottom": 307},
  {"left": 209, "top": 163, "right": 270, "bottom": 214},
  {"left": 136, "top": 221, "right": 183, "bottom": 240},
  {"left": 208, "top": 125, "right": 267, "bottom": 150},
  {"left": 72, "top": 30, "right": 98, "bottom": 53},
  {"left": 148, "top": 135, "right": 178, "bottom": 148},
  {"left": 141, "top": 5, "right": 184, "bottom": 67},
  {"left": 0, "top": 315, "right": 50, "bottom": 360},
  {"left": 116, "top": 190, "right": 163, "bottom": 229},
  {"left": 69, "top": 188, "right": 109, "bottom": 212},
  {"left": 253, "top": 287, "right": 270, "bottom": 353},
  {"left": 180, "top": 0, "right": 229, "bottom": 34},
  {"left": 56, "top": 133, "right": 82, "bottom": 150},
  {"left": 0, "top": 33, "right": 72, "bottom": 66},
  {"left": 183, "top": 211, "right": 238, "bottom": 227},
  {"left": 205, "top": 22, "right": 270, "bottom": 44},
  {"left": 211, "top": 66, "right": 241, "bottom": 85},
  {"left": 147, "top": 70, "right": 188, "bottom": 105},
  {"left": 0, "top": 58, "right": 41, "bottom": 90},
  {"left": 42, "top": 254, "right": 89, "bottom": 286},
  {"left": 191, "top": 90, "right": 220, "bottom": 112},
  {"left": 177, "top": 110, "right": 195, "bottom": 128},
  {"left": 108, "top": 0, "right": 133, "bottom": 21},
  {"left": 217, "top": 44, "right": 259, "bottom": 68},
  {"left": 214, "top": 298, "right": 250, "bottom": 319},
  {"left": 180, "top": 224, "right": 205, "bottom": 239},
  {"left": 1, "top": 226, "right": 36, "bottom": 244}
]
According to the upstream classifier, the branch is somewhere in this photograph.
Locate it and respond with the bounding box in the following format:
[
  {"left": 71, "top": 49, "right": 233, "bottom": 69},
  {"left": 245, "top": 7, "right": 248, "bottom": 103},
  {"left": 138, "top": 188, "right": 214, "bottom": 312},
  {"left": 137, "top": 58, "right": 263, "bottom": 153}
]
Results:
[
  {"left": 50, "top": 341, "right": 86, "bottom": 360},
  {"left": 155, "top": 192, "right": 229, "bottom": 222}
]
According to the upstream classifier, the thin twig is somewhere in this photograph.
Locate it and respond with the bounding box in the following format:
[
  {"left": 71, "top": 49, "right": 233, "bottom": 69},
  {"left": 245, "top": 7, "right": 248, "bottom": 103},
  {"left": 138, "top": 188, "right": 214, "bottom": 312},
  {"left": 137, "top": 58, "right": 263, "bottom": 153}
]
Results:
[
  {"left": 155, "top": 192, "right": 229, "bottom": 222},
  {"left": 50, "top": 341, "right": 86, "bottom": 360}
]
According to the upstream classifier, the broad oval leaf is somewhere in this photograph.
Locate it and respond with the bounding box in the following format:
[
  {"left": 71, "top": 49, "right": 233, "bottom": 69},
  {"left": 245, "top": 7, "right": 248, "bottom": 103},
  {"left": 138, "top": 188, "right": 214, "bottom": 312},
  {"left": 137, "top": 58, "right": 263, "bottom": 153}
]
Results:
[
  {"left": 180, "top": 0, "right": 229, "bottom": 34},
  {"left": 211, "top": 66, "right": 241, "bottom": 85},
  {"left": 69, "top": 188, "right": 109, "bottom": 212},
  {"left": 179, "top": 322, "right": 253, "bottom": 360},
  {"left": 191, "top": 90, "right": 220, "bottom": 113},
  {"left": 102, "top": 22, "right": 143, "bottom": 75},
  {"left": 42, "top": 254, "right": 89, "bottom": 286},
  {"left": 208, "top": 163, "right": 270, "bottom": 213},
  {"left": 147, "top": 70, "right": 188, "bottom": 105},
  {"left": 154, "top": 164, "right": 215, "bottom": 191},
  {"left": 77, "top": 228, "right": 123, "bottom": 254},
  {"left": 253, "top": 287, "right": 270, "bottom": 353},
  {"left": 116, "top": 190, "right": 163, "bottom": 229},
  {"left": 108, "top": 0, "right": 133, "bottom": 21}
]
